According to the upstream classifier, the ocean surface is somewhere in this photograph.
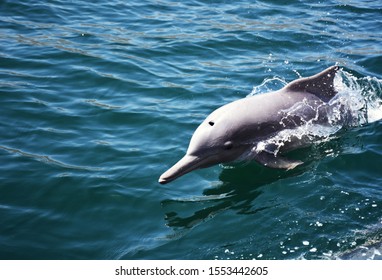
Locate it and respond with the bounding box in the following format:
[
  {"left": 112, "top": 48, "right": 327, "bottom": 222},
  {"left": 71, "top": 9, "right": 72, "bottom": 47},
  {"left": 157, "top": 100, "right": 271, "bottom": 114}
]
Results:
[{"left": 0, "top": 0, "right": 381, "bottom": 260}]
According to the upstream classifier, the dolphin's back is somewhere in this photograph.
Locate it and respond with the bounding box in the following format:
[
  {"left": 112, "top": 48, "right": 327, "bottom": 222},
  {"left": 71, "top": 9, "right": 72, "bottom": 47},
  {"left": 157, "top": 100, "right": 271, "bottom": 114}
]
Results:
[{"left": 214, "top": 90, "right": 325, "bottom": 142}]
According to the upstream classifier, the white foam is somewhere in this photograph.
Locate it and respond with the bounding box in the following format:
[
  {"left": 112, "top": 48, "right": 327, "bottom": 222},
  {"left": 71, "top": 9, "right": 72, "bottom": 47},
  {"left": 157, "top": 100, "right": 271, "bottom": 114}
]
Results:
[{"left": 368, "top": 104, "right": 382, "bottom": 123}]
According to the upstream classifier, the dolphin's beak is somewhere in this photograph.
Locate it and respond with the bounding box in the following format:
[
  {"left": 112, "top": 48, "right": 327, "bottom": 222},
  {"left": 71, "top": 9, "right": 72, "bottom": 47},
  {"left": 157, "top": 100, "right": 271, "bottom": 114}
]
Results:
[{"left": 158, "top": 154, "right": 207, "bottom": 184}]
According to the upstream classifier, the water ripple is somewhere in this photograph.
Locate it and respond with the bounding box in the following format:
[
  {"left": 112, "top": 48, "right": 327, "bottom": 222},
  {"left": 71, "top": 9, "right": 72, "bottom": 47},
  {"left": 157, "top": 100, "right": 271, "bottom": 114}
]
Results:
[{"left": 0, "top": 145, "right": 102, "bottom": 172}]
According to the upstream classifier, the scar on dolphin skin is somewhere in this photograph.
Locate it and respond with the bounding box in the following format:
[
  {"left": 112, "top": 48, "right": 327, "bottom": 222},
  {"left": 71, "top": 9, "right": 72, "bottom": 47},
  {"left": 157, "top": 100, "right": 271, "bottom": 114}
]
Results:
[{"left": 159, "top": 66, "right": 341, "bottom": 184}]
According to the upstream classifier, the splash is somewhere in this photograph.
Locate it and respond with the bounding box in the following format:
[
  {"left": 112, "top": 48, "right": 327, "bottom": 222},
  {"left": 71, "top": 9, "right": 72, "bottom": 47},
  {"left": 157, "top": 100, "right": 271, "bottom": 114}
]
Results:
[
  {"left": 334, "top": 69, "right": 382, "bottom": 124},
  {"left": 249, "top": 68, "right": 382, "bottom": 155},
  {"left": 250, "top": 76, "right": 287, "bottom": 95}
]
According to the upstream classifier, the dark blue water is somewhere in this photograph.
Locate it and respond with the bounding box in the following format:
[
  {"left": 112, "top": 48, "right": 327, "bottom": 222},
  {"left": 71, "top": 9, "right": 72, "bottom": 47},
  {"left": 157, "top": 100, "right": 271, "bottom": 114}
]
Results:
[{"left": 0, "top": 0, "right": 381, "bottom": 260}]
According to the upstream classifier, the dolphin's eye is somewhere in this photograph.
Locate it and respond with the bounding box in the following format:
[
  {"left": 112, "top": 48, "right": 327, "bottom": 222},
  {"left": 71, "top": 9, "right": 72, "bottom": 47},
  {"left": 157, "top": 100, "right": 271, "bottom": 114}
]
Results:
[
  {"left": 208, "top": 121, "right": 215, "bottom": 126},
  {"left": 224, "top": 141, "right": 233, "bottom": 150}
]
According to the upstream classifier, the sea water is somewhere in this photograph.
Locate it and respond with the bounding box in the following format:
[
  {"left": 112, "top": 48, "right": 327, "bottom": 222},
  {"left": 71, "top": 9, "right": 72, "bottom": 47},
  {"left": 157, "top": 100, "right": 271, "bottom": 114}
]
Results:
[{"left": 0, "top": 0, "right": 381, "bottom": 259}]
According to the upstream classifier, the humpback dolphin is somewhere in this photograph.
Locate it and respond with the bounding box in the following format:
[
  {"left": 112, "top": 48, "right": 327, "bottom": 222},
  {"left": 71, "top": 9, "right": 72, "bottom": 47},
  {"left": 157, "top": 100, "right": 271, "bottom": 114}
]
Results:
[{"left": 159, "top": 66, "right": 341, "bottom": 184}]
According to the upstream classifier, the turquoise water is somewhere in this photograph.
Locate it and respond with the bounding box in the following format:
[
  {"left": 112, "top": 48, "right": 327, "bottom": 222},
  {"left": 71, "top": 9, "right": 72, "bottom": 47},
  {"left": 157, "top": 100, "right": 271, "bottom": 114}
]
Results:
[{"left": 0, "top": 0, "right": 381, "bottom": 260}]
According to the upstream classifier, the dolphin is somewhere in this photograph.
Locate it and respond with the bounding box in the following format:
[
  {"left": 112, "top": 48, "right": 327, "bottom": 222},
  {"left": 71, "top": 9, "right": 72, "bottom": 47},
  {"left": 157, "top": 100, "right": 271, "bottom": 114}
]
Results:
[{"left": 159, "top": 66, "right": 341, "bottom": 184}]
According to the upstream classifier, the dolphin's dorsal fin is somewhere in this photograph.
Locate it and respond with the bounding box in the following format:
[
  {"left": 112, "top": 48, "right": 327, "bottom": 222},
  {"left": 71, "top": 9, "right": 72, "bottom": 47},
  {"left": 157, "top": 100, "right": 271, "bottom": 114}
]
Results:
[{"left": 284, "top": 66, "right": 339, "bottom": 102}]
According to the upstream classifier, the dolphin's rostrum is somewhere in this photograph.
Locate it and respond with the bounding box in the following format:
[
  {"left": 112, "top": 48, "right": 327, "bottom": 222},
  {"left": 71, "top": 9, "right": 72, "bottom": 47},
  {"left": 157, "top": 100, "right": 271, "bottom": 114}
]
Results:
[{"left": 159, "top": 66, "right": 340, "bottom": 184}]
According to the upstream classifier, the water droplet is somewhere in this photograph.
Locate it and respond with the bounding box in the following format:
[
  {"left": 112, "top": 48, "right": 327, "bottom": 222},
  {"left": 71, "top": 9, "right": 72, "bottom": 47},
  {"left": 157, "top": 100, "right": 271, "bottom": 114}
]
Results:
[{"left": 323, "top": 251, "right": 333, "bottom": 257}]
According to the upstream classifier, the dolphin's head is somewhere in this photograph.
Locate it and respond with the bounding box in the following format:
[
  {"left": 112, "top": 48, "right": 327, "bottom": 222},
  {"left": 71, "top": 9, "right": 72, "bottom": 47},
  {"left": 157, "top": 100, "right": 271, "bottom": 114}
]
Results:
[{"left": 159, "top": 103, "right": 250, "bottom": 184}]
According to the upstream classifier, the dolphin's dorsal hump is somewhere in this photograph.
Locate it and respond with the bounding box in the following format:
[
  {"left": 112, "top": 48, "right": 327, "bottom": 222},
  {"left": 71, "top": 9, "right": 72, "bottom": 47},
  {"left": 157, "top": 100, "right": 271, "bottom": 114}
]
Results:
[{"left": 284, "top": 66, "right": 339, "bottom": 102}]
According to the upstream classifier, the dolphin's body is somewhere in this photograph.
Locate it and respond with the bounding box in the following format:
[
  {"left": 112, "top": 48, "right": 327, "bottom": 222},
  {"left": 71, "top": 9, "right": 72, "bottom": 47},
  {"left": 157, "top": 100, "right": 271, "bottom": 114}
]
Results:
[{"left": 159, "top": 66, "right": 341, "bottom": 184}]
